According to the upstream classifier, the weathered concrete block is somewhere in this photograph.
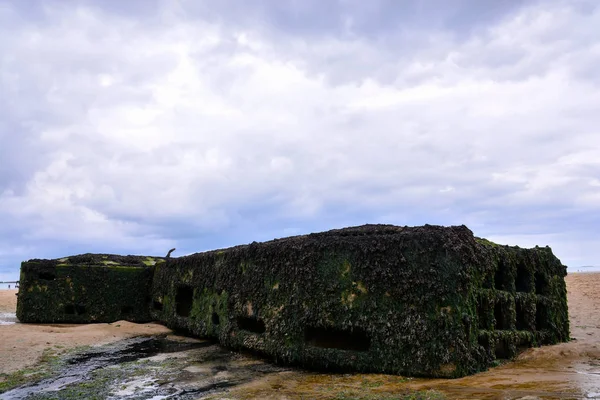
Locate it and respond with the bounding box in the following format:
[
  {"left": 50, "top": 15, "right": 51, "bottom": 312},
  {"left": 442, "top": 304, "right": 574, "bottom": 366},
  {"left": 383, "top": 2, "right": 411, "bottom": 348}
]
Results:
[
  {"left": 16, "top": 254, "right": 162, "bottom": 323},
  {"left": 16, "top": 225, "right": 569, "bottom": 377},
  {"left": 150, "top": 224, "right": 569, "bottom": 377}
]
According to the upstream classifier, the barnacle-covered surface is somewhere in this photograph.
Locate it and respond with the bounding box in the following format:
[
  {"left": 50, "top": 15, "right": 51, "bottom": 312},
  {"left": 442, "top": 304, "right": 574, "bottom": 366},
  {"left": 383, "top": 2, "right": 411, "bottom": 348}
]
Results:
[
  {"left": 474, "top": 239, "right": 569, "bottom": 362},
  {"left": 15, "top": 224, "right": 569, "bottom": 378},
  {"left": 16, "top": 254, "right": 162, "bottom": 323},
  {"left": 151, "top": 224, "right": 569, "bottom": 378}
]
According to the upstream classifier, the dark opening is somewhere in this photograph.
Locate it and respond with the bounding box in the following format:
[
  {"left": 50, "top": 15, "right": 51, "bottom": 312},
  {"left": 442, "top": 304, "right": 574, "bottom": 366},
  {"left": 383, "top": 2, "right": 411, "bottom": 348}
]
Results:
[
  {"left": 494, "top": 263, "right": 508, "bottom": 291},
  {"left": 515, "top": 265, "right": 532, "bottom": 293},
  {"left": 535, "top": 272, "right": 549, "bottom": 295},
  {"left": 536, "top": 302, "right": 549, "bottom": 331},
  {"left": 477, "top": 302, "right": 488, "bottom": 330},
  {"left": 478, "top": 334, "right": 490, "bottom": 351},
  {"left": 121, "top": 306, "right": 134, "bottom": 315},
  {"left": 304, "top": 326, "right": 371, "bottom": 352},
  {"left": 495, "top": 338, "right": 509, "bottom": 359},
  {"left": 212, "top": 312, "right": 220, "bottom": 325},
  {"left": 516, "top": 335, "right": 531, "bottom": 353},
  {"left": 65, "top": 304, "right": 86, "bottom": 315},
  {"left": 494, "top": 301, "right": 506, "bottom": 330},
  {"left": 175, "top": 286, "right": 194, "bottom": 317},
  {"left": 515, "top": 301, "right": 527, "bottom": 331},
  {"left": 38, "top": 271, "right": 56, "bottom": 281},
  {"left": 237, "top": 316, "right": 266, "bottom": 334},
  {"left": 153, "top": 301, "right": 163, "bottom": 311}
]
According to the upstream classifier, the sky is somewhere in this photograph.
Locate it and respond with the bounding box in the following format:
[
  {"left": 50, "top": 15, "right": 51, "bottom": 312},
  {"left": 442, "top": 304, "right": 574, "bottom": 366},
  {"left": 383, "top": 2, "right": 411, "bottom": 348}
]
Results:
[{"left": 1, "top": 0, "right": 599, "bottom": 281}]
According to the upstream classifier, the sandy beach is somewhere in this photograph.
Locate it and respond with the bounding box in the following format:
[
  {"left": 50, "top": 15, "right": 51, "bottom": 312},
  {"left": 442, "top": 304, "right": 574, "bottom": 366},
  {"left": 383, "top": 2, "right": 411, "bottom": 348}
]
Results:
[
  {"left": 0, "top": 290, "right": 171, "bottom": 375},
  {"left": 0, "top": 290, "right": 17, "bottom": 314},
  {"left": 1, "top": 272, "right": 599, "bottom": 399}
]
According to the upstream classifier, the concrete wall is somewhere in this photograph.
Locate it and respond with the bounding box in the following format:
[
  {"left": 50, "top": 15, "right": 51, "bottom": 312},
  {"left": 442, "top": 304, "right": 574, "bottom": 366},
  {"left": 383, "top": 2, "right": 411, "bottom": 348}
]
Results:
[
  {"left": 16, "top": 225, "right": 569, "bottom": 377},
  {"left": 16, "top": 254, "right": 161, "bottom": 323}
]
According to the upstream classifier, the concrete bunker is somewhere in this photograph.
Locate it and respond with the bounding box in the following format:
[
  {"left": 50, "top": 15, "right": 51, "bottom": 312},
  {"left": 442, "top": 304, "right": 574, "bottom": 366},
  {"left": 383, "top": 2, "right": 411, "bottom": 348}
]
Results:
[
  {"left": 16, "top": 224, "right": 570, "bottom": 378},
  {"left": 16, "top": 254, "right": 160, "bottom": 323}
]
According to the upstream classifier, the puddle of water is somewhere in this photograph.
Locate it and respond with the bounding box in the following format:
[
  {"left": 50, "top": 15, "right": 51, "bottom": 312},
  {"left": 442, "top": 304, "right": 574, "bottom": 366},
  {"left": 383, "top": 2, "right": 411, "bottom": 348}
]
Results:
[
  {"left": 111, "top": 376, "right": 160, "bottom": 397},
  {"left": 0, "top": 313, "right": 17, "bottom": 325}
]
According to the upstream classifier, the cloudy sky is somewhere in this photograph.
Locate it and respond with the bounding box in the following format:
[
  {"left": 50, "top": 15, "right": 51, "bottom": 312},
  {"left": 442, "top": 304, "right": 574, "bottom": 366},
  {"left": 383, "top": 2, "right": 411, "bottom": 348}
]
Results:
[{"left": 1, "top": 0, "right": 599, "bottom": 281}]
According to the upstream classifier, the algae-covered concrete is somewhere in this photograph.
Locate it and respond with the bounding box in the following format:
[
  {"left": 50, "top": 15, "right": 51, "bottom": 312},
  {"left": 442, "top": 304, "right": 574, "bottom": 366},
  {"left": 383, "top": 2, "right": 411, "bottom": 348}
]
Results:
[
  {"left": 17, "top": 254, "right": 163, "bottom": 323},
  {"left": 16, "top": 225, "right": 570, "bottom": 378}
]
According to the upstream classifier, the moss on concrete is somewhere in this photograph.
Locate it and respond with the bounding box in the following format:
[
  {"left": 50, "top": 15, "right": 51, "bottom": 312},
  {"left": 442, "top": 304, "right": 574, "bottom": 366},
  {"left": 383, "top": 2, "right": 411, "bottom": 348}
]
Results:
[
  {"left": 16, "top": 254, "right": 163, "bottom": 323},
  {"left": 151, "top": 225, "right": 569, "bottom": 377},
  {"left": 16, "top": 225, "right": 569, "bottom": 378}
]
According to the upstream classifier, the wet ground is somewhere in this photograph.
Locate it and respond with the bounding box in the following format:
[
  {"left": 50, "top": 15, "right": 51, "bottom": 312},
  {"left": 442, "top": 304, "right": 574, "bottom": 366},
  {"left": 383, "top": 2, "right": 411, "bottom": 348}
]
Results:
[
  {"left": 0, "top": 336, "right": 288, "bottom": 400},
  {"left": 1, "top": 331, "right": 598, "bottom": 400},
  {"left": 0, "top": 313, "right": 16, "bottom": 326}
]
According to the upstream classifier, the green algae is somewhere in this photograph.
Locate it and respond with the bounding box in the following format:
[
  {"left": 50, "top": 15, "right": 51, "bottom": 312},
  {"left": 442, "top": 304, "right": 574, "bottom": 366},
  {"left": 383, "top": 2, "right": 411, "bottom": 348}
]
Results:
[
  {"left": 16, "top": 225, "right": 570, "bottom": 378},
  {"left": 0, "top": 347, "right": 78, "bottom": 394},
  {"left": 17, "top": 254, "right": 160, "bottom": 323}
]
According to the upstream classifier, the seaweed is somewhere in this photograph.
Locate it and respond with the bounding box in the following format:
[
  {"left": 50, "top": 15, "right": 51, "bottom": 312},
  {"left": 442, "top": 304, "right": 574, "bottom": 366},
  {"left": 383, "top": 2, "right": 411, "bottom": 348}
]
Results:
[{"left": 16, "top": 225, "right": 569, "bottom": 377}]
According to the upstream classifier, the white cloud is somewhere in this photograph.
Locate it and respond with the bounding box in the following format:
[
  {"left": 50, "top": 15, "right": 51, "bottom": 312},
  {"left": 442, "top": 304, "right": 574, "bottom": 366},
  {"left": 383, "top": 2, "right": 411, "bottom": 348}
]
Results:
[{"left": 0, "top": 0, "right": 599, "bottom": 275}]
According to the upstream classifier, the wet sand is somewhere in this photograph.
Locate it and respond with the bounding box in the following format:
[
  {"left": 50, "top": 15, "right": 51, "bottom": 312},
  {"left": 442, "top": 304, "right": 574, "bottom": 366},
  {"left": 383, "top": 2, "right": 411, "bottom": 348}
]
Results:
[
  {"left": 1, "top": 273, "right": 599, "bottom": 399},
  {"left": 0, "top": 290, "right": 171, "bottom": 375}
]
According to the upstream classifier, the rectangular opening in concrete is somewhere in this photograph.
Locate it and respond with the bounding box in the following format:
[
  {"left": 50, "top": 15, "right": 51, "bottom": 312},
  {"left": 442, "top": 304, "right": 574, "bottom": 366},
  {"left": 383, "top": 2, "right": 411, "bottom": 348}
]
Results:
[
  {"left": 495, "top": 338, "right": 509, "bottom": 359},
  {"left": 237, "top": 316, "right": 266, "bottom": 333},
  {"left": 478, "top": 335, "right": 489, "bottom": 349},
  {"left": 153, "top": 300, "right": 163, "bottom": 311},
  {"left": 305, "top": 326, "right": 371, "bottom": 352},
  {"left": 494, "top": 264, "right": 508, "bottom": 291},
  {"left": 65, "top": 304, "right": 86, "bottom": 315},
  {"left": 212, "top": 312, "right": 220, "bottom": 325},
  {"left": 515, "top": 300, "right": 527, "bottom": 331},
  {"left": 535, "top": 272, "right": 549, "bottom": 295},
  {"left": 494, "top": 301, "right": 506, "bottom": 330},
  {"left": 516, "top": 335, "right": 531, "bottom": 354},
  {"left": 175, "top": 286, "right": 194, "bottom": 317},
  {"left": 536, "top": 302, "right": 549, "bottom": 331},
  {"left": 38, "top": 271, "right": 56, "bottom": 281},
  {"left": 121, "top": 306, "right": 134, "bottom": 316},
  {"left": 515, "top": 265, "right": 532, "bottom": 293},
  {"left": 477, "top": 301, "right": 489, "bottom": 330}
]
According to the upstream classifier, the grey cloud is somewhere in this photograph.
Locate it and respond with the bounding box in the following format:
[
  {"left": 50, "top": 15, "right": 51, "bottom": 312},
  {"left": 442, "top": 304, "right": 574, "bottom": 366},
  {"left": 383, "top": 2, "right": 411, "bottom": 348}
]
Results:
[
  {"left": 0, "top": 0, "right": 599, "bottom": 278},
  {"left": 181, "top": 0, "right": 527, "bottom": 39}
]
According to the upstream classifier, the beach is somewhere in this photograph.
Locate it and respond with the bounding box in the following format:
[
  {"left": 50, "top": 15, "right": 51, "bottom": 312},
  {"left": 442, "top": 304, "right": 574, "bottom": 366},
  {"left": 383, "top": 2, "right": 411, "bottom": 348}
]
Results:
[
  {"left": 1, "top": 272, "right": 599, "bottom": 399},
  {"left": 0, "top": 290, "right": 171, "bottom": 375}
]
